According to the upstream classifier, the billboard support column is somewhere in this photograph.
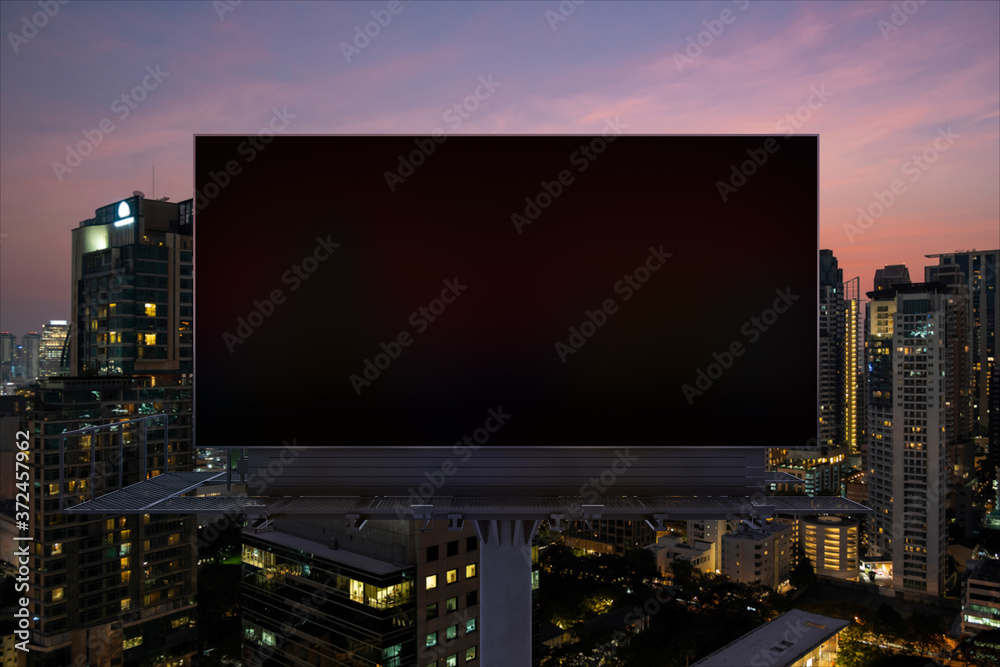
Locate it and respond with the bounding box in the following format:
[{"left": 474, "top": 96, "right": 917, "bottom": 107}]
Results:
[{"left": 474, "top": 519, "right": 540, "bottom": 666}]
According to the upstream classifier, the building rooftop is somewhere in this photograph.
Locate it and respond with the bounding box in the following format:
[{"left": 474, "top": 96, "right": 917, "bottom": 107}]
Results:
[
  {"left": 968, "top": 558, "right": 1000, "bottom": 585},
  {"left": 692, "top": 609, "right": 849, "bottom": 667},
  {"left": 722, "top": 521, "right": 794, "bottom": 542},
  {"left": 246, "top": 528, "right": 405, "bottom": 577}
]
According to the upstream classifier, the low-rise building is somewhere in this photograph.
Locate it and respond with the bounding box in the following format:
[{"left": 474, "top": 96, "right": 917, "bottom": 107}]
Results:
[
  {"left": 962, "top": 558, "right": 1000, "bottom": 636},
  {"left": 721, "top": 521, "right": 797, "bottom": 590},
  {"left": 801, "top": 515, "right": 859, "bottom": 580},
  {"left": 692, "top": 608, "right": 849, "bottom": 667}
]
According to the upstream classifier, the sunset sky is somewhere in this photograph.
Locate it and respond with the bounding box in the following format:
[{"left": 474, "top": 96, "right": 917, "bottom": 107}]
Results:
[{"left": 1, "top": 0, "right": 997, "bottom": 337}]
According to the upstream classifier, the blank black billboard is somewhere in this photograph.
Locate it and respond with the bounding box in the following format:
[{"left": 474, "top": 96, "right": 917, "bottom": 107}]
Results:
[{"left": 195, "top": 135, "right": 817, "bottom": 449}]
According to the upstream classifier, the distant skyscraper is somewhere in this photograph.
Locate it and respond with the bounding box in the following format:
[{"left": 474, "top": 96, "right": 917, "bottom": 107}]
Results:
[
  {"left": 819, "top": 250, "right": 860, "bottom": 450},
  {"left": 926, "top": 250, "right": 999, "bottom": 438},
  {"left": 0, "top": 331, "right": 15, "bottom": 382},
  {"left": 70, "top": 195, "right": 193, "bottom": 378},
  {"left": 866, "top": 278, "right": 958, "bottom": 596},
  {"left": 39, "top": 320, "right": 70, "bottom": 379},
  {"left": 21, "top": 332, "right": 41, "bottom": 381},
  {"left": 873, "top": 264, "right": 911, "bottom": 292}
]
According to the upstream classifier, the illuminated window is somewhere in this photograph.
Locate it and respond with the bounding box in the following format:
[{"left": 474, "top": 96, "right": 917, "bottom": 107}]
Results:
[
  {"left": 446, "top": 569, "right": 458, "bottom": 584},
  {"left": 170, "top": 616, "right": 189, "bottom": 629},
  {"left": 121, "top": 571, "right": 131, "bottom": 583},
  {"left": 123, "top": 635, "right": 143, "bottom": 649},
  {"left": 425, "top": 575, "right": 437, "bottom": 590},
  {"left": 52, "top": 587, "right": 64, "bottom": 601},
  {"left": 144, "top": 303, "right": 156, "bottom": 317},
  {"left": 446, "top": 655, "right": 457, "bottom": 667},
  {"left": 446, "top": 625, "right": 458, "bottom": 640},
  {"left": 140, "top": 333, "right": 156, "bottom": 345},
  {"left": 466, "top": 563, "right": 477, "bottom": 579},
  {"left": 466, "top": 617, "right": 477, "bottom": 633},
  {"left": 425, "top": 632, "right": 437, "bottom": 648},
  {"left": 121, "top": 599, "right": 131, "bottom": 611},
  {"left": 466, "top": 647, "right": 477, "bottom": 661},
  {"left": 52, "top": 543, "right": 62, "bottom": 555},
  {"left": 350, "top": 579, "right": 364, "bottom": 604},
  {"left": 446, "top": 596, "right": 457, "bottom": 612}
]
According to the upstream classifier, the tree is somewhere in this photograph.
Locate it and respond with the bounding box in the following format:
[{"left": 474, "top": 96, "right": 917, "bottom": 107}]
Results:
[
  {"left": 790, "top": 551, "right": 816, "bottom": 589},
  {"left": 837, "top": 623, "right": 889, "bottom": 667}
]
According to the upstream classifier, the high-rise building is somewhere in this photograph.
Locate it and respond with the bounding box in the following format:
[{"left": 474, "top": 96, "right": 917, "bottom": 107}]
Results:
[
  {"left": 866, "top": 278, "right": 959, "bottom": 596},
  {"left": 21, "top": 332, "right": 41, "bottom": 381},
  {"left": 241, "top": 519, "right": 493, "bottom": 667},
  {"left": 8, "top": 193, "right": 198, "bottom": 666},
  {"left": 818, "top": 250, "right": 860, "bottom": 451},
  {"left": 70, "top": 195, "right": 193, "bottom": 378},
  {"left": 926, "top": 250, "right": 999, "bottom": 437},
  {"left": 18, "top": 376, "right": 196, "bottom": 666},
  {"left": 38, "top": 320, "right": 70, "bottom": 380},
  {"left": 774, "top": 446, "right": 848, "bottom": 497},
  {"left": 1, "top": 332, "right": 16, "bottom": 383}
]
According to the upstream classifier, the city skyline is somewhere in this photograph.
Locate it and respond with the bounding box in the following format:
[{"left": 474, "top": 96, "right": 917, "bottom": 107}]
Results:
[{"left": 1, "top": 0, "right": 998, "bottom": 336}]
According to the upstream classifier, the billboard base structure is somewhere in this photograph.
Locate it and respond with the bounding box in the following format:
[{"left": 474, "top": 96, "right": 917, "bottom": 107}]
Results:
[{"left": 62, "top": 448, "right": 869, "bottom": 667}]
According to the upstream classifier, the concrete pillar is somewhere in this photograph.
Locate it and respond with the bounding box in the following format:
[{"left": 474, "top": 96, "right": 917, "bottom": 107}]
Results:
[{"left": 475, "top": 519, "right": 540, "bottom": 667}]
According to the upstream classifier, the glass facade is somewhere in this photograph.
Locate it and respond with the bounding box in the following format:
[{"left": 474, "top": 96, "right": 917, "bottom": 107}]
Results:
[{"left": 242, "top": 533, "right": 416, "bottom": 666}]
